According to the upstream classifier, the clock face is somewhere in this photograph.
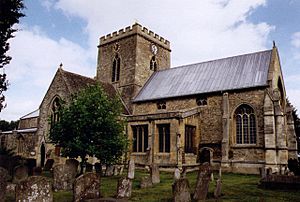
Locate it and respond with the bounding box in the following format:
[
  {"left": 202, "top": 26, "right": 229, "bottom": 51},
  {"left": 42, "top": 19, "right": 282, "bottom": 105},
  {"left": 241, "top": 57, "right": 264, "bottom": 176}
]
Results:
[{"left": 151, "top": 44, "right": 158, "bottom": 55}]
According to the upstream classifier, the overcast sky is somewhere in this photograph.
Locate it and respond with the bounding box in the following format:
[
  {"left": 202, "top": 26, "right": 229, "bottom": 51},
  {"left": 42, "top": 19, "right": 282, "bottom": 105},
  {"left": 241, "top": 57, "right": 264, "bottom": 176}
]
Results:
[{"left": 1, "top": 0, "right": 300, "bottom": 121}]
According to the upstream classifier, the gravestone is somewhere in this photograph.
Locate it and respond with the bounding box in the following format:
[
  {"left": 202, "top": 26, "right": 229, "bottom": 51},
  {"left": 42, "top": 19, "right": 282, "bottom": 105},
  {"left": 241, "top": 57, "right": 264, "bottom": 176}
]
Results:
[
  {"left": 94, "top": 163, "right": 102, "bottom": 174},
  {"left": 0, "top": 167, "right": 9, "bottom": 201},
  {"left": 43, "top": 159, "right": 54, "bottom": 171},
  {"left": 140, "top": 176, "right": 153, "bottom": 188},
  {"left": 53, "top": 164, "right": 77, "bottom": 191},
  {"left": 15, "top": 176, "right": 53, "bottom": 202},
  {"left": 119, "top": 165, "right": 124, "bottom": 175},
  {"left": 116, "top": 177, "right": 132, "bottom": 199},
  {"left": 174, "top": 168, "right": 181, "bottom": 181},
  {"left": 214, "top": 178, "right": 222, "bottom": 199},
  {"left": 106, "top": 165, "right": 115, "bottom": 176},
  {"left": 150, "top": 164, "right": 160, "bottom": 184},
  {"left": 193, "top": 163, "right": 212, "bottom": 201},
  {"left": 127, "top": 159, "right": 135, "bottom": 180},
  {"left": 66, "top": 158, "right": 79, "bottom": 174},
  {"left": 13, "top": 165, "right": 28, "bottom": 183},
  {"left": 73, "top": 172, "right": 101, "bottom": 202},
  {"left": 172, "top": 178, "right": 191, "bottom": 202}
]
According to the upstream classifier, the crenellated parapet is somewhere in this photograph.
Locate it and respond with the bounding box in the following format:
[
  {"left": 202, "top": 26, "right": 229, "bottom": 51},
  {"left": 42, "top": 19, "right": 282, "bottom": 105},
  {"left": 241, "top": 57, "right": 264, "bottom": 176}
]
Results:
[{"left": 99, "top": 23, "right": 170, "bottom": 49}]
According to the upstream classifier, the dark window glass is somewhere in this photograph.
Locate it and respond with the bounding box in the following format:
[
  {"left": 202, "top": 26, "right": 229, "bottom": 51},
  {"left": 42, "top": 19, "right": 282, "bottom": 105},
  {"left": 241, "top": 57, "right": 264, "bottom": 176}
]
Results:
[
  {"left": 132, "top": 125, "right": 148, "bottom": 152},
  {"left": 185, "top": 125, "right": 196, "bottom": 153},
  {"left": 235, "top": 105, "right": 256, "bottom": 144},
  {"left": 158, "top": 124, "right": 170, "bottom": 153}
]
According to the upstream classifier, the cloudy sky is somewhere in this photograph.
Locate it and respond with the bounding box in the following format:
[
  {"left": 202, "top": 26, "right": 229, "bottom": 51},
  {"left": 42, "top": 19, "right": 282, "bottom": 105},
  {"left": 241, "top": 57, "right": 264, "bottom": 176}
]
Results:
[{"left": 1, "top": 0, "right": 300, "bottom": 121}]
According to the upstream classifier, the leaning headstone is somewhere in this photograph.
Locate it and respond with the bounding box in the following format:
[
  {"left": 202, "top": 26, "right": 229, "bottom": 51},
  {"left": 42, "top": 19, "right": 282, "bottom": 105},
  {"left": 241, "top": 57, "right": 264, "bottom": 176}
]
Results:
[
  {"left": 140, "top": 176, "right": 153, "bottom": 188},
  {"left": 13, "top": 165, "right": 28, "bottom": 183},
  {"left": 193, "top": 162, "right": 212, "bottom": 201},
  {"left": 174, "top": 168, "right": 181, "bottom": 181},
  {"left": 43, "top": 159, "right": 54, "bottom": 171},
  {"left": 15, "top": 176, "right": 53, "bottom": 202},
  {"left": 106, "top": 165, "right": 115, "bottom": 176},
  {"left": 0, "top": 167, "right": 9, "bottom": 201},
  {"left": 214, "top": 178, "right": 222, "bottom": 199},
  {"left": 127, "top": 159, "right": 135, "bottom": 180},
  {"left": 73, "top": 172, "right": 101, "bottom": 202},
  {"left": 151, "top": 164, "right": 160, "bottom": 184},
  {"left": 53, "top": 164, "right": 77, "bottom": 191},
  {"left": 172, "top": 178, "right": 191, "bottom": 202},
  {"left": 66, "top": 158, "right": 79, "bottom": 174},
  {"left": 116, "top": 177, "right": 132, "bottom": 199}
]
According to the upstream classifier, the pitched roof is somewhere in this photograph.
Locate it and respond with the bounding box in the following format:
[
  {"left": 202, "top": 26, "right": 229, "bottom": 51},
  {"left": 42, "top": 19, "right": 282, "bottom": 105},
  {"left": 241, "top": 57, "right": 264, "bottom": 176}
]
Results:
[
  {"left": 134, "top": 49, "right": 272, "bottom": 102},
  {"left": 20, "top": 109, "right": 39, "bottom": 120},
  {"left": 59, "top": 69, "right": 129, "bottom": 114}
]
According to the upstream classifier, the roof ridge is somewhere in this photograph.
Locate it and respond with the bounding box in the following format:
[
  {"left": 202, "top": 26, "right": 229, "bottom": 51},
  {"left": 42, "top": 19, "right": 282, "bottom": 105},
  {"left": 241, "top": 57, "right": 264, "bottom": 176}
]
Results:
[
  {"left": 20, "top": 109, "right": 39, "bottom": 119},
  {"left": 60, "top": 68, "right": 95, "bottom": 81}
]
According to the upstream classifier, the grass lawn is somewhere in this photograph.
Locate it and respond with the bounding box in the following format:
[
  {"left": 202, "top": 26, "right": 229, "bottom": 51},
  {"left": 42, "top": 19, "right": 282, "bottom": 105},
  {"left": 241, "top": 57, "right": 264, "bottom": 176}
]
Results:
[
  {"left": 53, "top": 170, "right": 300, "bottom": 202},
  {"left": 7, "top": 170, "right": 300, "bottom": 201}
]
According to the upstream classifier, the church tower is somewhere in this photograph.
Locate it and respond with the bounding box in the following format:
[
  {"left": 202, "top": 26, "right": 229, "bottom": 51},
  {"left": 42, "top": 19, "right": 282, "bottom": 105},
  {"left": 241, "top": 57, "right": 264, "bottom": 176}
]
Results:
[{"left": 96, "top": 23, "right": 171, "bottom": 113}]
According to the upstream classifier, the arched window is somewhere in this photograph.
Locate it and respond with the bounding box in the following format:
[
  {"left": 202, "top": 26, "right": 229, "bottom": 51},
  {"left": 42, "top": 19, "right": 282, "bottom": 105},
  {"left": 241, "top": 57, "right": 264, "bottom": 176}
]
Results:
[
  {"left": 50, "top": 97, "right": 61, "bottom": 127},
  {"left": 150, "top": 56, "right": 157, "bottom": 71},
  {"left": 112, "top": 54, "right": 121, "bottom": 82},
  {"left": 235, "top": 104, "right": 256, "bottom": 144}
]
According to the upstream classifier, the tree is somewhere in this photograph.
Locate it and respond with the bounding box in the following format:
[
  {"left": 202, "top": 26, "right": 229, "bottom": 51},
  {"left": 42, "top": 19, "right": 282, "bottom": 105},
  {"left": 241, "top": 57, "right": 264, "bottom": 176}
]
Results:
[
  {"left": 0, "top": 120, "right": 19, "bottom": 131},
  {"left": 0, "top": 0, "right": 25, "bottom": 111},
  {"left": 49, "top": 84, "right": 128, "bottom": 173}
]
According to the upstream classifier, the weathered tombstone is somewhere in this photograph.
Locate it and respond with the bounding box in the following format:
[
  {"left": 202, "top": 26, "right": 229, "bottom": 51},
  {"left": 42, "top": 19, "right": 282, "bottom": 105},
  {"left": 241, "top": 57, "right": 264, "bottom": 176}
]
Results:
[
  {"left": 116, "top": 177, "right": 132, "bottom": 199},
  {"left": 140, "top": 176, "right": 153, "bottom": 188},
  {"left": 150, "top": 164, "right": 160, "bottom": 184},
  {"left": 94, "top": 163, "right": 102, "bottom": 174},
  {"left": 43, "top": 159, "right": 54, "bottom": 171},
  {"left": 73, "top": 172, "right": 101, "bottom": 202},
  {"left": 174, "top": 168, "right": 181, "bottom": 181},
  {"left": 214, "top": 178, "right": 222, "bottom": 199},
  {"left": 53, "top": 164, "right": 77, "bottom": 191},
  {"left": 0, "top": 167, "right": 9, "bottom": 201},
  {"left": 127, "top": 159, "right": 135, "bottom": 180},
  {"left": 114, "top": 165, "right": 123, "bottom": 176},
  {"left": 66, "top": 158, "right": 79, "bottom": 174},
  {"left": 86, "top": 163, "right": 93, "bottom": 172},
  {"left": 15, "top": 176, "right": 53, "bottom": 202},
  {"left": 172, "top": 178, "right": 191, "bottom": 202},
  {"left": 193, "top": 163, "right": 212, "bottom": 201},
  {"left": 13, "top": 165, "right": 28, "bottom": 183},
  {"left": 106, "top": 165, "right": 115, "bottom": 176},
  {"left": 260, "top": 167, "right": 266, "bottom": 179}
]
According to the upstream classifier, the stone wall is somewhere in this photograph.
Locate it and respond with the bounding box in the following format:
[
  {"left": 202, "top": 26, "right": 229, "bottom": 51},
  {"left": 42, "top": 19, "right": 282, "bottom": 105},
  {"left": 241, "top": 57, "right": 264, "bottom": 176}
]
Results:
[
  {"left": 18, "top": 117, "right": 38, "bottom": 129},
  {"left": 96, "top": 23, "right": 171, "bottom": 112}
]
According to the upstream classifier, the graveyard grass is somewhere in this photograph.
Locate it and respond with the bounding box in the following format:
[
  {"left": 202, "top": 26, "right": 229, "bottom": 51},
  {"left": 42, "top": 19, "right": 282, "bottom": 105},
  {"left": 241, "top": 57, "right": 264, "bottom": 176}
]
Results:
[{"left": 50, "top": 170, "right": 300, "bottom": 202}]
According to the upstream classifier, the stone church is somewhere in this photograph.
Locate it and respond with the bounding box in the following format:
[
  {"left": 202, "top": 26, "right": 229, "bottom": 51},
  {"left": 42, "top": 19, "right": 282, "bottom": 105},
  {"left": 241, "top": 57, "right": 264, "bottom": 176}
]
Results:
[{"left": 1, "top": 23, "right": 298, "bottom": 174}]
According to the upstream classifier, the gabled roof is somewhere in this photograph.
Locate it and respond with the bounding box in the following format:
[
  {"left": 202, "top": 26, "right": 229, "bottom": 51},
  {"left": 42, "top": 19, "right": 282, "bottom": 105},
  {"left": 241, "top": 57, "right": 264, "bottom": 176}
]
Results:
[
  {"left": 20, "top": 109, "right": 39, "bottom": 120},
  {"left": 134, "top": 49, "right": 272, "bottom": 102}
]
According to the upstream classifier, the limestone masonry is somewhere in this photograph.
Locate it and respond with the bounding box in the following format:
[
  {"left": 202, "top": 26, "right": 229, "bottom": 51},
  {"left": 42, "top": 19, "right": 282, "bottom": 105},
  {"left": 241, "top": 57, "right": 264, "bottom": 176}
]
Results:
[{"left": 0, "top": 23, "right": 298, "bottom": 174}]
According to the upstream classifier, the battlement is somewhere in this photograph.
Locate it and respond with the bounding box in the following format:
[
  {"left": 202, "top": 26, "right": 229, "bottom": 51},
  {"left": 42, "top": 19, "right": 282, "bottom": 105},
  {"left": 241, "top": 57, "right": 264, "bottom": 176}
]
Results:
[{"left": 99, "top": 23, "right": 170, "bottom": 49}]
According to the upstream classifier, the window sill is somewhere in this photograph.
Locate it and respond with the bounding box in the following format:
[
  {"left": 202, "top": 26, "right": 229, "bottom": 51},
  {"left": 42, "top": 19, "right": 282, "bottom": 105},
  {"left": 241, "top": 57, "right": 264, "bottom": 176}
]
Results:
[
  {"left": 132, "top": 152, "right": 147, "bottom": 155},
  {"left": 231, "top": 144, "right": 258, "bottom": 148}
]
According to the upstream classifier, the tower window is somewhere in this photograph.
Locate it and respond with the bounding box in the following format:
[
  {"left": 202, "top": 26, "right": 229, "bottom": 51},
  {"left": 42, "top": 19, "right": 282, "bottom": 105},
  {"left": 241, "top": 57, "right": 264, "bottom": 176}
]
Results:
[
  {"left": 112, "top": 54, "right": 121, "bottom": 82},
  {"left": 157, "top": 101, "right": 166, "bottom": 110},
  {"left": 235, "top": 104, "right": 256, "bottom": 144},
  {"left": 150, "top": 56, "right": 157, "bottom": 71}
]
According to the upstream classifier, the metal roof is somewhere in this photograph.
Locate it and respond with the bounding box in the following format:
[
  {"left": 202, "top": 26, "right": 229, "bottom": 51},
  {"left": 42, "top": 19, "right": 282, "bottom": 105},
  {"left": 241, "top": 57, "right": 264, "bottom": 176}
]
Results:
[
  {"left": 20, "top": 109, "right": 39, "bottom": 119},
  {"left": 134, "top": 49, "right": 272, "bottom": 102},
  {"left": 1, "top": 128, "right": 37, "bottom": 134}
]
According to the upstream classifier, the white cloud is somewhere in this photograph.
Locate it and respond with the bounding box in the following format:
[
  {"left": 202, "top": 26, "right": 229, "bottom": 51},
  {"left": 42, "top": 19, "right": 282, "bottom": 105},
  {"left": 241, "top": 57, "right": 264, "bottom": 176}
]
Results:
[
  {"left": 0, "top": 25, "right": 95, "bottom": 121},
  {"left": 291, "top": 32, "right": 300, "bottom": 48},
  {"left": 1, "top": 0, "right": 275, "bottom": 120}
]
